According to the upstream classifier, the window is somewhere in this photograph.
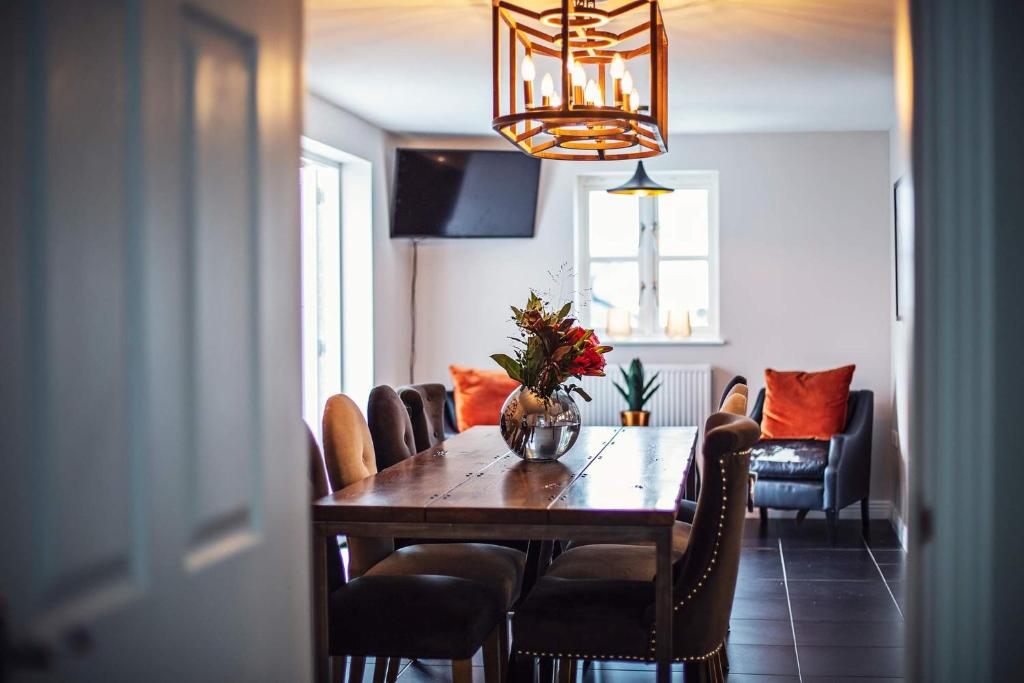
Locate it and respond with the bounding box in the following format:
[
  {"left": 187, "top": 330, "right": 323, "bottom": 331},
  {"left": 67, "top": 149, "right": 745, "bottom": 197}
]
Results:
[
  {"left": 300, "top": 155, "right": 343, "bottom": 434},
  {"left": 576, "top": 171, "right": 720, "bottom": 342}
]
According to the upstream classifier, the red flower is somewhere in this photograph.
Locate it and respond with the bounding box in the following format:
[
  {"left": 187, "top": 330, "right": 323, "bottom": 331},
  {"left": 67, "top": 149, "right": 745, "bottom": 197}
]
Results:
[{"left": 567, "top": 330, "right": 607, "bottom": 377}]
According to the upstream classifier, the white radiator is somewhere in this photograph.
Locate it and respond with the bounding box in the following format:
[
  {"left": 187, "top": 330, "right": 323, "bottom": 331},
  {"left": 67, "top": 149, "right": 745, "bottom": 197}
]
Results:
[{"left": 576, "top": 363, "right": 713, "bottom": 428}]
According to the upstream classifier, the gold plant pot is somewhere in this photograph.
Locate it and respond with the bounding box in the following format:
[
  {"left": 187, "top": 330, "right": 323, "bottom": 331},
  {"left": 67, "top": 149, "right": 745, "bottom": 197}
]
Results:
[{"left": 620, "top": 410, "right": 651, "bottom": 427}]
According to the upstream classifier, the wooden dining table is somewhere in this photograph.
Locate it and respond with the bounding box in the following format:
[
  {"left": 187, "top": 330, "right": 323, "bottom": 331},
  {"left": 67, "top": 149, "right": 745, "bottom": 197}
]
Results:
[{"left": 311, "top": 424, "right": 698, "bottom": 683}]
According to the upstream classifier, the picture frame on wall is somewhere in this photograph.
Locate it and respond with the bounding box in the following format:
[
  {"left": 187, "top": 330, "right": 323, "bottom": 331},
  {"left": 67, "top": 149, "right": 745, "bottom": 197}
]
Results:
[{"left": 893, "top": 177, "right": 911, "bottom": 321}]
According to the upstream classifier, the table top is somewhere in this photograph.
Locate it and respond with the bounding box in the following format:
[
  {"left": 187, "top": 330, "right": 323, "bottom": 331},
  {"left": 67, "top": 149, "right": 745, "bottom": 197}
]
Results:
[{"left": 312, "top": 425, "right": 698, "bottom": 527}]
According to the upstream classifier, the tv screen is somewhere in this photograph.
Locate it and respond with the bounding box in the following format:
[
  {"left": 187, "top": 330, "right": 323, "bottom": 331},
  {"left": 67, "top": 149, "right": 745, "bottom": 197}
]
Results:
[{"left": 391, "top": 148, "right": 541, "bottom": 238}]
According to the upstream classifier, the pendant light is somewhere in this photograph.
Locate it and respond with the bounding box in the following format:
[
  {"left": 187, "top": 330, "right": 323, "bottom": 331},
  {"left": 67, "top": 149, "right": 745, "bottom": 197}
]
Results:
[
  {"left": 607, "top": 161, "right": 674, "bottom": 196},
  {"left": 492, "top": 0, "right": 669, "bottom": 161}
]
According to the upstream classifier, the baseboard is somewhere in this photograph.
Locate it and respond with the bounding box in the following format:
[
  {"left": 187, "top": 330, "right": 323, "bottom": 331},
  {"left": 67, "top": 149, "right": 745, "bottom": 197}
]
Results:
[
  {"left": 749, "top": 500, "right": 888, "bottom": 519},
  {"left": 746, "top": 500, "right": 906, "bottom": 549},
  {"left": 890, "top": 502, "right": 908, "bottom": 549}
]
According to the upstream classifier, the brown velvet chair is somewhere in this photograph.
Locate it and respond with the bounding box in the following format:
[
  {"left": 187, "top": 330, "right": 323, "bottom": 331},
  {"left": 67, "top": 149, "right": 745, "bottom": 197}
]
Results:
[
  {"left": 511, "top": 410, "right": 761, "bottom": 682},
  {"left": 307, "top": 421, "right": 505, "bottom": 683},
  {"left": 397, "top": 383, "right": 448, "bottom": 451},
  {"left": 367, "top": 385, "right": 419, "bottom": 470}
]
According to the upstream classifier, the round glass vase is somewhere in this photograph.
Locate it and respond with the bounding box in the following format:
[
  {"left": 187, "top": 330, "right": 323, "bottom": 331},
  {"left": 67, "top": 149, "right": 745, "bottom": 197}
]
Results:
[{"left": 498, "top": 386, "right": 581, "bottom": 461}]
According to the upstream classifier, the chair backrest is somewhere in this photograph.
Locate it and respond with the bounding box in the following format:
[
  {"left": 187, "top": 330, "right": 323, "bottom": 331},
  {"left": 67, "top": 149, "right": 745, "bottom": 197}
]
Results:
[
  {"left": 306, "top": 422, "right": 345, "bottom": 591},
  {"left": 322, "top": 394, "right": 395, "bottom": 577},
  {"left": 398, "top": 383, "right": 448, "bottom": 451},
  {"left": 718, "top": 374, "right": 747, "bottom": 409},
  {"left": 720, "top": 384, "right": 748, "bottom": 416},
  {"left": 367, "top": 385, "right": 418, "bottom": 470},
  {"left": 670, "top": 411, "right": 760, "bottom": 657}
]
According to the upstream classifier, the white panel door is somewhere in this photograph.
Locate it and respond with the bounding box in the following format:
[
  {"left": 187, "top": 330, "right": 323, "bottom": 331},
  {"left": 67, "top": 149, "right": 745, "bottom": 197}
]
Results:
[{"left": 0, "top": 0, "right": 307, "bottom": 680}]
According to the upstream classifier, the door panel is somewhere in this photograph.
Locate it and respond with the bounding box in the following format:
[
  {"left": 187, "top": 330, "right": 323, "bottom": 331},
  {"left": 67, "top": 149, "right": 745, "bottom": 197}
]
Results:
[
  {"left": 1, "top": 0, "right": 306, "bottom": 679},
  {"left": 182, "top": 8, "right": 262, "bottom": 565}
]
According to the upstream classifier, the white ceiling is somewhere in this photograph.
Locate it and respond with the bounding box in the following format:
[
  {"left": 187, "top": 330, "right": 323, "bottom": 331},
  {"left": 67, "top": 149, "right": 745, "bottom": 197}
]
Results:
[{"left": 306, "top": 0, "right": 895, "bottom": 135}]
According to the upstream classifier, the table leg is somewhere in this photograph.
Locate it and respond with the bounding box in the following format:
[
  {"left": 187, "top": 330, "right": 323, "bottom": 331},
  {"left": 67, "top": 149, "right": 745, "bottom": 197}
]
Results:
[
  {"left": 655, "top": 528, "right": 673, "bottom": 683},
  {"left": 313, "top": 525, "right": 330, "bottom": 683}
]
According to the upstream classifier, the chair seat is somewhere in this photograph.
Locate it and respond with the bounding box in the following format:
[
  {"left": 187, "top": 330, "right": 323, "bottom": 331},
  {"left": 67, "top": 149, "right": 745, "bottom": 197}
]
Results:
[
  {"left": 553, "top": 522, "right": 691, "bottom": 581},
  {"left": 330, "top": 575, "right": 503, "bottom": 660},
  {"left": 750, "top": 439, "right": 829, "bottom": 480},
  {"left": 513, "top": 577, "right": 654, "bottom": 660},
  {"left": 364, "top": 542, "right": 526, "bottom": 608}
]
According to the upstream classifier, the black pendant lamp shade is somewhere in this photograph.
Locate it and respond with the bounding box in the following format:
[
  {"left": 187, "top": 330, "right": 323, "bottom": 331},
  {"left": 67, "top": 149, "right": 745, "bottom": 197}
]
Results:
[{"left": 606, "top": 161, "right": 674, "bottom": 196}]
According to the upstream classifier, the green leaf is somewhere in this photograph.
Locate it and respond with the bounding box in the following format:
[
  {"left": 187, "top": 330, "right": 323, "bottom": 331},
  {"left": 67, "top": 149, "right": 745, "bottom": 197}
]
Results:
[
  {"left": 642, "top": 373, "right": 660, "bottom": 394},
  {"left": 490, "top": 353, "right": 522, "bottom": 383},
  {"left": 641, "top": 383, "right": 661, "bottom": 405},
  {"left": 574, "top": 386, "right": 593, "bottom": 402},
  {"left": 555, "top": 301, "right": 572, "bottom": 321}
]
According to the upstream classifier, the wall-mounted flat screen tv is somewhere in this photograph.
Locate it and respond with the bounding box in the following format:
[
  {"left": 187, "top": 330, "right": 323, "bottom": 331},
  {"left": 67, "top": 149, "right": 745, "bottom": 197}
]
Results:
[{"left": 391, "top": 148, "right": 541, "bottom": 238}]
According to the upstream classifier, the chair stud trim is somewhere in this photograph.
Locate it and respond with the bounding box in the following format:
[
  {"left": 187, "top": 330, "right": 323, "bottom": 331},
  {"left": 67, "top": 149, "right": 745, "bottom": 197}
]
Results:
[{"left": 514, "top": 641, "right": 724, "bottom": 663}]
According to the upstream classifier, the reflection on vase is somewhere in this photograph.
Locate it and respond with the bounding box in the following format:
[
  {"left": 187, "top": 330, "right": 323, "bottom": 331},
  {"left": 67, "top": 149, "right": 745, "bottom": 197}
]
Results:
[{"left": 499, "top": 386, "right": 581, "bottom": 461}]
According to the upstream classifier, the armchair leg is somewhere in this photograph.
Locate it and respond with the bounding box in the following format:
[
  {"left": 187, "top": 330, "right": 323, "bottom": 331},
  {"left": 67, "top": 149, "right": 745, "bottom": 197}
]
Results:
[
  {"left": 682, "top": 660, "right": 708, "bottom": 683},
  {"left": 759, "top": 506, "right": 768, "bottom": 524},
  {"left": 483, "top": 628, "right": 501, "bottom": 683},
  {"left": 452, "top": 659, "right": 473, "bottom": 683},
  {"left": 795, "top": 509, "right": 809, "bottom": 525},
  {"left": 826, "top": 509, "right": 838, "bottom": 546},
  {"left": 861, "top": 497, "right": 871, "bottom": 538}
]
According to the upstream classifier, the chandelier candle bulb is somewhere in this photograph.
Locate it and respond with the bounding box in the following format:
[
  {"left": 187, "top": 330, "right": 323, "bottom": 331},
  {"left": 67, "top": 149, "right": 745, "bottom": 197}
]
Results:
[
  {"left": 610, "top": 53, "right": 625, "bottom": 106},
  {"left": 584, "top": 79, "right": 600, "bottom": 106},
  {"left": 621, "top": 70, "right": 634, "bottom": 110},
  {"left": 541, "top": 73, "right": 554, "bottom": 107},
  {"left": 628, "top": 87, "right": 640, "bottom": 112},
  {"left": 571, "top": 60, "right": 586, "bottom": 107},
  {"left": 521, "top": 55, "right": 535, "bottom": 107}
]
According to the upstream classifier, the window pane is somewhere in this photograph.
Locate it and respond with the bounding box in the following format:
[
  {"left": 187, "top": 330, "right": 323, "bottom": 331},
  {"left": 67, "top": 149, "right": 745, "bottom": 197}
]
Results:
[
  {"left": 658, "top": 189, "right": 709, "bottom": 257},
  {"left": 658, "top": 260, "right": 710, "bottom": 328},
  {"left": 588, "top": 190, "right": 639, "bottom": 257},
  {"left": 589, "top": 260, "right": 639, "bottom": 329}
]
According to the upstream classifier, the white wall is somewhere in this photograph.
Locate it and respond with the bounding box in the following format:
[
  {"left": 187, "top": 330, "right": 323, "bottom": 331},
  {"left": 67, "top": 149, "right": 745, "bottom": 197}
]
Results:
[
  {"left": 391, "top": 131, "right": 895, "bottom": 502},
  {"left": 303, "top": 94, "right": 411, "bottom": 405}
]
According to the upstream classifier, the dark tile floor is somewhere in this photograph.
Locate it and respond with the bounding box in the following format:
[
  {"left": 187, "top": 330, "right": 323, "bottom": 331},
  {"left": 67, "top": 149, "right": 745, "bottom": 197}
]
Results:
[{"left": 386, "top": 518, "right": 908, "bottom": 682}]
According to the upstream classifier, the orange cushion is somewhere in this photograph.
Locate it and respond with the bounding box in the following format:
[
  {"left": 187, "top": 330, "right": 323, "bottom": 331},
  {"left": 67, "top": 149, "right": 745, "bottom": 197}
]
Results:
[
  {"left": 761, "top": 365, "right": 855, "bottom": 440},
  {"left": 449, "top": 365, "right": 520, "bottom": 432}
]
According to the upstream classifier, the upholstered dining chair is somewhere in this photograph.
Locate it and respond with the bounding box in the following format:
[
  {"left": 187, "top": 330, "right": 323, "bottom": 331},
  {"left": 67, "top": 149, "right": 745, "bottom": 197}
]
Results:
[
  {"left": 322, "top": 394, "right": 525, "bottom": 676},
  {"left": 511, "top": 410, "right": 761, "bottom": 683},
  {"left": 397, "top": 383, "right": 449, "bottom": 451},
  {"left": 307, "top": 420, "right": 506, "bottom": 683},
  {"left": 367, "top": 385, "right": 419, "bottom": 470}
]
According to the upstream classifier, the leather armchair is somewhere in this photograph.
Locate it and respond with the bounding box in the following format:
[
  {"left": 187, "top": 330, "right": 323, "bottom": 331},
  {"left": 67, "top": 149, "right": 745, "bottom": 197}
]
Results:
[{"left": 748, "top": 388, "right": 873, "bottom": 544}]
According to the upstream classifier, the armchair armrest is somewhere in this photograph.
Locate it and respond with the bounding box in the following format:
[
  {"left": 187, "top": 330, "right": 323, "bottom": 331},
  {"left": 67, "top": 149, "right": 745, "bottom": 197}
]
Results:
[{"left": 823, "top": 390, "right": 874, "bottom": 511}]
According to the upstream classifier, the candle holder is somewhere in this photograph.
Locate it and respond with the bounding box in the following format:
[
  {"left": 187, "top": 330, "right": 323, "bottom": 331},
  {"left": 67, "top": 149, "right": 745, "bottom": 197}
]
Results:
[{"left": 492, "top": 0, "right": 668, "bottom": 161}]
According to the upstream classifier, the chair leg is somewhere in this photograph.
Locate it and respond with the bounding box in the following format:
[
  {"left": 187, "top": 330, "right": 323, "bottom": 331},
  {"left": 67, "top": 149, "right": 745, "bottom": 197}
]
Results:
[
  {"left": 385, "top": 658, "right": 401, "bottom": 683},
  {"left": 538, "top": 656, "right": 554, "bottom": 683},
  {"left": 720, "top": 642, "right": 729, "bottom": 672},
  {"left": 498, "top": 618, "right": 510, "bottom": 682},
  {"left": 556, "top": 658, "right": 572, "bottom": 683},
  {"left": 683, "top": 660, "right": 708, "bottom": 683},
  {"left": 483, "top": 628, "right": 502, "bottom": 683},
  {"left": 506, "top": 651, "right": 533, "bottom": 683},
  {"left": 861, "top": 497, "right": 871, "bottom": 538},
  {"left": 452, "top": 658, "right": 473, "bottom": 683},
  {"left": 795, "top": 508, "right": 809, "bottom": 525},
  {"left": 826, "top": 509, "right": 838, "bottom": 546},
  {"left": 331, "top": 656, "right": 348, "bottom": 683},
  {"left": 759, "top": 506, "right": 768, "bottom": 524},
  {"left": 372, "top": 658, "right": 388, "bottom": 683},
  {"left": 714, "top": 651, "right": 726, "bottom": 681},
  {"left": 348, "top": 657, "right": 366, "bottom": 683}
]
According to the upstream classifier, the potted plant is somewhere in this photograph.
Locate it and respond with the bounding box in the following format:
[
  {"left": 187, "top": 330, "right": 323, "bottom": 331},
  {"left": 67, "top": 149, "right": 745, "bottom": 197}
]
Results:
[
  {"left": 613, "top": 358, "right": 660, "bottom": 426},
  {"left": 491, "top": 292, "right": 612, "bottom": 460}
]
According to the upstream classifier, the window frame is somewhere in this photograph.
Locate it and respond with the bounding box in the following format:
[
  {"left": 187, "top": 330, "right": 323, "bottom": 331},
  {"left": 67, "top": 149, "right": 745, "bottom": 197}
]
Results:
[{"left": 575, "top": 170, "right": 722, "bottom": 344}]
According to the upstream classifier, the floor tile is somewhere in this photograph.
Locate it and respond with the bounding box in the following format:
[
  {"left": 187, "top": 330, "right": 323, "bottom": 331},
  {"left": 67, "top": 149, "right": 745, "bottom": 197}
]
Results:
[
  {"left": 783, "top": 549, "right": 882, "bottom": 580},
  {"left": 799, "top": 646, "right": 905, "bottom": 678},
  {"left": 733, "top": 577, "right": 787, "bottom": 600},
  {"left": 871, "top": 549, "right": 907, "bottom": 564},
  {"left": 738, "top": 548, "right": 784, "bottom": 579},
  {"left": 887, "top": 580, "right": 906, "bottom": 612},
  {"left": 789, "top": 595, "right": 903, "bottom": 622},
  {"left": 877, "top": 562, "right": 905, "bottom": 581},
  {"left": 725, "top": 644, "right": 800, "bottom": 675},
  {"left": 785, "top": 578, "right": 892, "bottom": 602},
  {"left": 730, "top": 596, "right": 792, "bottom": 620},
  {"left": 794, "top": 619, "right": 905, "bottom": 647},
  {"left": 728, "top": 618, "right": 795, "bottom": 646}
]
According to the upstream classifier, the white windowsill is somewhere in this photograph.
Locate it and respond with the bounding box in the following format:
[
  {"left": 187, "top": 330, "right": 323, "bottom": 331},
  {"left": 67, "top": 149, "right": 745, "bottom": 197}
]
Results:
[{"left": 602, "top": 336, "right": 727, "bottom": 347}]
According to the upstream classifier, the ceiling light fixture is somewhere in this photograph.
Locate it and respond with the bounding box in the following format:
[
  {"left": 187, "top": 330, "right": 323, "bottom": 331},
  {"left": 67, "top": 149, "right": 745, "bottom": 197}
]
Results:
[
  {"left": 492, "top": 0, "right": 669, "bottom": 161},
  {"left": 606, "top": 160, "right": 673, "bottom": 195}
]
